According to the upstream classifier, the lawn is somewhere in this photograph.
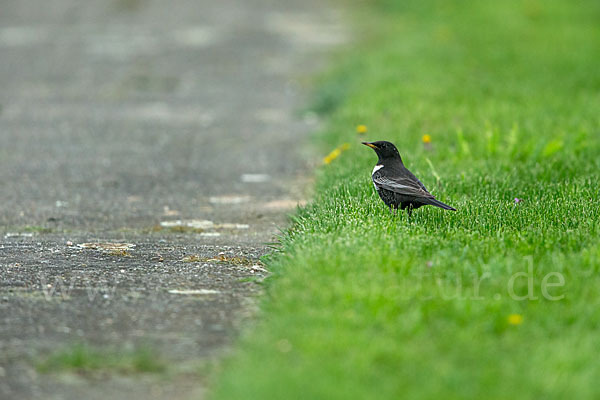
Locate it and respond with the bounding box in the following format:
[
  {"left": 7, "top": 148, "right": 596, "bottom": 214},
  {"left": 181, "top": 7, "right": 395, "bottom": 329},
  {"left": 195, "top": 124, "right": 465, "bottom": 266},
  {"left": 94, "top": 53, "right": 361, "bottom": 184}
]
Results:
[{"left": 212, "top": 1, "right": 600, "bottom": 398}]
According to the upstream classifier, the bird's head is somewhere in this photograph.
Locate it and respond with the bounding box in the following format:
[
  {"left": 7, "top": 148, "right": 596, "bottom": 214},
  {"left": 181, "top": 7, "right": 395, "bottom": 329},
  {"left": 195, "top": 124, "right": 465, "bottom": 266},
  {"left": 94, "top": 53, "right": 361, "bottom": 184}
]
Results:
[{"left": 362, "top": 141, "right": 402, "bottom": 163}]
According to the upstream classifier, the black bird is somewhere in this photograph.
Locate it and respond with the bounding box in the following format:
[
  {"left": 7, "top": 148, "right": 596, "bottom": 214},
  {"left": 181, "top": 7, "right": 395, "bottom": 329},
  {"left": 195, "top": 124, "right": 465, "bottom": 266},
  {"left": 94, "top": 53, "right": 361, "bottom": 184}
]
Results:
[{"left": 362, "top": 141, "right": 456, "bottom": 216}]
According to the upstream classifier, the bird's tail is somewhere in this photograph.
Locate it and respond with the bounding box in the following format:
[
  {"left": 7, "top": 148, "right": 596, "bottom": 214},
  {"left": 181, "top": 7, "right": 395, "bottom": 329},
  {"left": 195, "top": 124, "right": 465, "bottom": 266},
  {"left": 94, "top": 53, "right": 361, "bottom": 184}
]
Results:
[{"left": 427, "top": 198, "right": 456, "bottom": 211}]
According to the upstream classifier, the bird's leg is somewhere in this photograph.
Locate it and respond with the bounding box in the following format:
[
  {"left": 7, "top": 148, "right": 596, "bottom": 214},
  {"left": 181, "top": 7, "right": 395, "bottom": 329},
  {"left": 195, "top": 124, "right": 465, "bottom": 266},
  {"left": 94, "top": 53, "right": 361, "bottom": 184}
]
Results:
[{"left": 407, "top": 204, "right": 413, "bottom": 220}]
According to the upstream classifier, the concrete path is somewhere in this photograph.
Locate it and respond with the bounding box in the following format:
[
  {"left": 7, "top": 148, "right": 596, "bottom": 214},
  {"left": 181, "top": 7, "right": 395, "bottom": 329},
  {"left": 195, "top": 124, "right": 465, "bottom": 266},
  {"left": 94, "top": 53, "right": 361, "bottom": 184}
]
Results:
[{"left": 0, "top": 1, "right": 344, "bottom": 398}]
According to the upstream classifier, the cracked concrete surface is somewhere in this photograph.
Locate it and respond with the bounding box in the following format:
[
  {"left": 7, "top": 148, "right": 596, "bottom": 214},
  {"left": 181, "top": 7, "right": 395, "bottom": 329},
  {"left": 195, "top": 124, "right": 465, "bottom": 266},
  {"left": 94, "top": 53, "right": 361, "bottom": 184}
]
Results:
[{"left": 0, "top": 0, "right": 345, "bottom": 398}]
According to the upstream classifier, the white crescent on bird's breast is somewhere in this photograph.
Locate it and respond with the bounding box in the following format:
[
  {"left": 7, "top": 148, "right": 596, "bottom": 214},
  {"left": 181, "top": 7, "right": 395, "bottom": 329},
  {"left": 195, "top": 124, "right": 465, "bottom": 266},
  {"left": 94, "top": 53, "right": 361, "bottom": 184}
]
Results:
[
  {"left": 372, "top": 164, "right": 383, "bottom": 176},
  {"left": 371, "top": 164, "right": 383, "bottom": 190}
]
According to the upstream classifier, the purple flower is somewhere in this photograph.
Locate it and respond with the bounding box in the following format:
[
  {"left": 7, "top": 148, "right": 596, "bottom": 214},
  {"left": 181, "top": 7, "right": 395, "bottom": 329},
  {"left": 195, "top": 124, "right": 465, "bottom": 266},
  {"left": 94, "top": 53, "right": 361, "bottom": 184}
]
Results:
[{"left": 514, "top": 197, "right": 521, "bottom": 204}]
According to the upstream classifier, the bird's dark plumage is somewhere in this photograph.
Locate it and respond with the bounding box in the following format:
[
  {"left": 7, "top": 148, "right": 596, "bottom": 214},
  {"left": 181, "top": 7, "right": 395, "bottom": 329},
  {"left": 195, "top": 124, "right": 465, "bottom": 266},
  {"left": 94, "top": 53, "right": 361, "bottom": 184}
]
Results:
[{"left": 362, "top": 140, "right": 456, "bottom": 215}]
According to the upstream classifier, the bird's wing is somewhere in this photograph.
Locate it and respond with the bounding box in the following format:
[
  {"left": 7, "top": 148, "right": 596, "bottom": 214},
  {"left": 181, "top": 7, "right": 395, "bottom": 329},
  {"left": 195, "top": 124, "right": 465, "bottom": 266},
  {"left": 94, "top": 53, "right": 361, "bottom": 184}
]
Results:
[{"left": 373, "top": 174, "right": 434, "bottom": 198}]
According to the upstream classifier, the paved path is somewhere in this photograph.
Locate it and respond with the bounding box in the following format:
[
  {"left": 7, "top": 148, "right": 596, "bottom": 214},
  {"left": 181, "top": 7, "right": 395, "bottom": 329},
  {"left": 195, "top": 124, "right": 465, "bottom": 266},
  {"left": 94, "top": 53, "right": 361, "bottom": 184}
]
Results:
[{"left": 0, "top": 1, "right": 344, "bottom": 398}]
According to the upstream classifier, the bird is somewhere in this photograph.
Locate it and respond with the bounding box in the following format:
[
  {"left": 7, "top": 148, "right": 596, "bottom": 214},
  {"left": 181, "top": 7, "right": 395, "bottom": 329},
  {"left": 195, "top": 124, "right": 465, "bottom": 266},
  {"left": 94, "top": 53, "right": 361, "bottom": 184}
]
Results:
[{"left": 362, "top": 140, "right": 456, "bottom": 216}]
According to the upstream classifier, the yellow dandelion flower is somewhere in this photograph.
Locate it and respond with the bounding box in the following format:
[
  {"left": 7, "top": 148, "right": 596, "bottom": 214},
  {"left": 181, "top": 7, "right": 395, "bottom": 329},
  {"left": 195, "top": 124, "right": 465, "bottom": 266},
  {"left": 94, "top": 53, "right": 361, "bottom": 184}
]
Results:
[
  {"left": 323, "top": 148, "right": 342, "bottom": 164},
  {"left": 356, "top": 125, "right": 368, "bottom": 134},
  {"left": 422, "top": 134, "right": 432, "bottom": 144},
  {"left": 323, "top": 143, "right": 350, "bottom": 165},
  {"left": 507, "top": 314, "right": 523, "bottom": 325}
]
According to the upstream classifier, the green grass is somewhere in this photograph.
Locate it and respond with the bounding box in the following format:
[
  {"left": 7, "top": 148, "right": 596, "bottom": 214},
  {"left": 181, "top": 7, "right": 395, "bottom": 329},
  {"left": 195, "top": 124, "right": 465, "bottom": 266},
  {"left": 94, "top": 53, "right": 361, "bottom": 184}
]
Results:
[
  {"left": 21, "top": 225, "right": 53, "bottom": 233},
  {"left": 37, "top": 343, "right": 166, "bottom": 374},
  {"left": 212, "top": 1, "right": 600, "bottom": 399}
]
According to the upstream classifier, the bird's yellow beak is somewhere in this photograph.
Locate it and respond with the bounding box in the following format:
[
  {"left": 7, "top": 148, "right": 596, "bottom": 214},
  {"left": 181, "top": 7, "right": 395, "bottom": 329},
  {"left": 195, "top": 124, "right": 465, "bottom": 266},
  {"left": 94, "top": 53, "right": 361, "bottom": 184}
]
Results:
[{"left": 362, "top": 142, "right": 377, "bottom": 149}]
